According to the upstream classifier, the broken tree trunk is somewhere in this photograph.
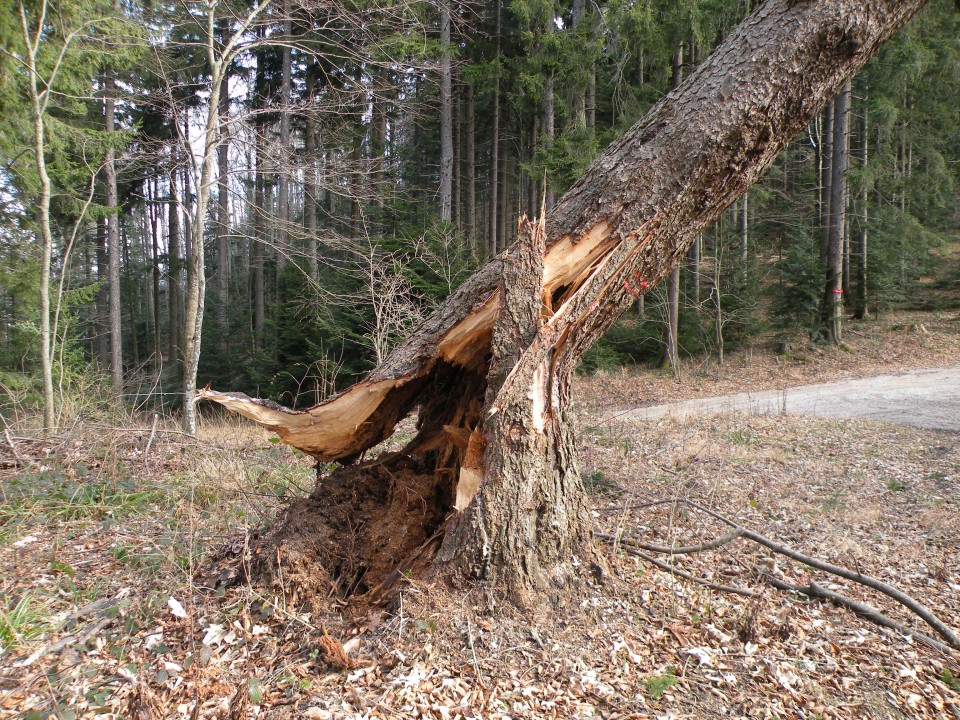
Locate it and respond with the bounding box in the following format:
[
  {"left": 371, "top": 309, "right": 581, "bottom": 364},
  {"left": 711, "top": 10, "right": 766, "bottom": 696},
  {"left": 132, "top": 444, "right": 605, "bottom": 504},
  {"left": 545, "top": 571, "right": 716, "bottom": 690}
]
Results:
[{"left": 200, "top": 0, "right": 930, "bottom": 606}]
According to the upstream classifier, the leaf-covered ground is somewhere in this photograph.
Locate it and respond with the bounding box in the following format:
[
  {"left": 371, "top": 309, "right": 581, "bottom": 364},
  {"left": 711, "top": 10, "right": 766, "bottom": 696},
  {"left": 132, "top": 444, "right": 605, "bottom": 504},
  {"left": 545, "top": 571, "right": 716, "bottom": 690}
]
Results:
[{"left": 2, "top": 311, "right": 959, "bottom": 719}]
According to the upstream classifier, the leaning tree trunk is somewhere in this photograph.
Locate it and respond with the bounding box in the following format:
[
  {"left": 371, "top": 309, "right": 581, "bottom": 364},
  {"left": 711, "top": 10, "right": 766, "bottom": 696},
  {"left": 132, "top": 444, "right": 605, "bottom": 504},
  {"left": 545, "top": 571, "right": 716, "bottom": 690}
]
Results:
[{"left": 201, "top": 0, "right": 930, "bottom": 606}]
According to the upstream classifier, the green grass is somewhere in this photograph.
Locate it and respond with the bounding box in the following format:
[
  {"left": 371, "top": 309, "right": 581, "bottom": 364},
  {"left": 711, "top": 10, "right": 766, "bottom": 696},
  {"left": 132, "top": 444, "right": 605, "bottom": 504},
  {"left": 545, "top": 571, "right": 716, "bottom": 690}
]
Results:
[
  {"left": 0, "top": 593, "right": 50, "bottom": 654},
  {"left": 581, "top": 470, "right": 624, "bottom": 497},
  {"left": 644, "top": 667, "right": 679, "bottom": 700},
  {"left": 0, "top": 470, "right": 162, "bottom": 537}
]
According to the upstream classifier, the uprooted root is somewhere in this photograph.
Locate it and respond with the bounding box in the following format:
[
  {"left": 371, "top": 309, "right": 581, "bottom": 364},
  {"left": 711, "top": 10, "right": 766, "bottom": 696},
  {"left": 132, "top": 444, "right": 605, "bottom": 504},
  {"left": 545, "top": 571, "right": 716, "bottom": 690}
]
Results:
[{"left": 205, "top": 457, "right": 451, "bottom": 612}]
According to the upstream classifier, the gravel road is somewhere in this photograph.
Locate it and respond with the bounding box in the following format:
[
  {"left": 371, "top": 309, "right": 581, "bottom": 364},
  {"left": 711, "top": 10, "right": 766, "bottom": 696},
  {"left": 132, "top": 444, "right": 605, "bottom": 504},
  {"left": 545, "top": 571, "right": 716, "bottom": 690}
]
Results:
[{"left": 622, "top": 365, "right": 960, "bottom": 431}]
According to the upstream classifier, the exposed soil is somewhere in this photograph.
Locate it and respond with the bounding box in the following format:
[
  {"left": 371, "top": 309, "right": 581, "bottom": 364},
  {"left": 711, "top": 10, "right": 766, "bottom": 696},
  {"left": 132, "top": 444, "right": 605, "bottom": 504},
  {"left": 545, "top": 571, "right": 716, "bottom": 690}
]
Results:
[{"left": 227, "top": 460, "right": 449, "bottom": 612}]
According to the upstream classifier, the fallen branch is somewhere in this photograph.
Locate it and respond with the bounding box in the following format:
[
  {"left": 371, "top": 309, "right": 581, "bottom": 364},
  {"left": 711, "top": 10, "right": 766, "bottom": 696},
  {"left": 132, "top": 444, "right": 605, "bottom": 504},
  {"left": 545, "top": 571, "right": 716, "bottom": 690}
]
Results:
[
  {"left": 599, "top": 532, "right": 755, "bottom": 598},
  {"left": 606, "top": 528, "right": 744, "bottom": 555},
  {"left": 759, "top": 571, "right": 955, "bottom": 656},
  {"left": 676, "top": 499, "right": 960, "bottom": 651},
  {"left": 18, "top": 616, "right": 115, "bottom": 667}
]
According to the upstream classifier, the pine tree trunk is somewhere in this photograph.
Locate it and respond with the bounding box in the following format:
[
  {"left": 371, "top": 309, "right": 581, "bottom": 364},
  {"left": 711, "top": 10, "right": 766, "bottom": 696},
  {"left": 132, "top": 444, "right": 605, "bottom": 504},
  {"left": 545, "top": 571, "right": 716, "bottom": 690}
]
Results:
[
  {"left": 253, "top": 121, "right": 266, "bottom": 350},
  {"left": 487, "top": 0, "right": 501, "bottom": 259},
  {"left": 820, "top": 100, "right": 834, "bottom": 268},
  {"left": 689, "top": 235, "right": 700, "bottom": 307},
  {"left": 439, "top": 0, "right": 453, "bottom": 221},
  {"left": 96, "top": 218, "right": 110, "bottom": 368},
  {"left": 543, "top": 13, "right": 556, "bottom": 210},
  {"left": 150, "top": 182, "right": 162, "bottom": 364},
  {"left": 304, "top": 67, "right": 319, "bottom": 286},
  {"left": 465, "top": 81, "right": 477, "bottom": 253},
  {"left": 740, "top": 190, "right": 748, "bottom": 264},
  {"left": 202, "top": 0, "right": 930, "bottom": 604},
  {"left": 854, "top": 93, "right": 869, "bottom": 320},
  {"left": 822, "top": 80, "right": 850, "bottom": 344},
  {"left": 168, "top": 153, "right": 182, "bottom": 365},
  {"left": 217, "top": 65, "right": 230, "bottom": 350},
  {"left": 661, "top": 41, "right": 684, "bottom": 371},
  {"left": 105, "top": 72, "right": 123, "bottom": 390},
  {"left": 276, "top": 9, "right": 292, "bottom": 271},
  {"left": 453, "top": 69, "right": 462, "bottom": 230}
]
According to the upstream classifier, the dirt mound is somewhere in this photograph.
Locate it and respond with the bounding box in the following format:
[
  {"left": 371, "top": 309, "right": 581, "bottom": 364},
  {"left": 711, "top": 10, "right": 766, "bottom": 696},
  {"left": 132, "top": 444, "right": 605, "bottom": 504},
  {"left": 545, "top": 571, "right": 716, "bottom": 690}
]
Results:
[{"left": 206, "top": 458, "right": 450, "bottom": 611}]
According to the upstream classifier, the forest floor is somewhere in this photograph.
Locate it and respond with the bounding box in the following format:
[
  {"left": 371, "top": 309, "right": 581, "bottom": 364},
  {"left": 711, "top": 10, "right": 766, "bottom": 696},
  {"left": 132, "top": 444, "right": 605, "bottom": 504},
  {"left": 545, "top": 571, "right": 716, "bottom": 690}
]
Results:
[{"left": 2, "top": 309, "right": 960, "bottom": 720}]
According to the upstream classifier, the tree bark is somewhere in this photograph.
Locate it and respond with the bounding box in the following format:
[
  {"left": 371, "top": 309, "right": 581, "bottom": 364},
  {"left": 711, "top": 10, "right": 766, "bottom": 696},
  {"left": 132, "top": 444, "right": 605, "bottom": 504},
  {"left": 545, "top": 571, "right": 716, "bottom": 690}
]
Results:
[
  {"left": 201, "top": 0, "right": 930, "bottom": 603},
  {"left": 487, "top": 2, "right": 501, "bottom": 259},
  {"left": 465, "top": 81, "right": 477, "bottom": 253},
  {"left": 853, "top": 91, "right": 868, "bottom": 320},
  {"left": 820, "top": 99, "right": 834, "bottom": 268},
  {"left": 304, "top": 65, "right": 319, "bottom": 286},
  {"left": 276, "top": 8, "right": 292, "bottom": 271},
  {"left": 150, "top": 181, "right": 162, "bottom": 363},
  {"left": 660, "top": 41, "right": 684, "bottom": 372},
  {"left": 105, "top": 72, "right": 123, "bottom": 390},
  {"left": 439, "top": 0, "right": 453, "bottom": 222},
  {"left": 217, "top": 64, "right": 231, "bottom": 350},
  {"left": 689, "top": 235, "right": 700, "bottom": 308},
  {"left": 822, "top": 79, "right": 850, "bottom": 344},
  {"left": 96, "top": 218, "right": 110, "bottom": 368},
  {"left": 253, "top": 121, "right": 266, "bottom": 350},
  {"left": 740, "top": 190, "right": 748, "bottom": 264},
  {"left": 542, "top": 12, "right": 556, "bottom": 210},
  {"left": 168, "top": 152, "right": 182, "bottom": 365}
]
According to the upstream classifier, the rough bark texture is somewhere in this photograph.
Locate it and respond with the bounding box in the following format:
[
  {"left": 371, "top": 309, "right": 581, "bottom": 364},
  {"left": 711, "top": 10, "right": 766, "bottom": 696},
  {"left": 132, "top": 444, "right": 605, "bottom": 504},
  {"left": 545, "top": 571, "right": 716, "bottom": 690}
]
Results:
[
  {"left": 439, "top": 0, "right": 453, "bottom": 221},
  {"left": 217, "top": 67, "right": 231, "bottom": 349},
  {"left": 105, "top": 73, "right": 123, "bottom": 389},
  {"left": 854, "top": 96, "right": 868, "bottom": 320},
  {"left": 822, "top": 80, "right": 850, "bottom": 343},
  {"left": 201, "top": 0, "right": 930, "bottom": 604}
]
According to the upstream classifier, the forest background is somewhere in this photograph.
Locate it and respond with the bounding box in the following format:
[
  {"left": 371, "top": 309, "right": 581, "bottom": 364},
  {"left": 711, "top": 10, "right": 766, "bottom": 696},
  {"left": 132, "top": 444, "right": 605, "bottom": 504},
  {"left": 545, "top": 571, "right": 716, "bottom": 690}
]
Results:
[{"left": 0, "top": 0, "right": 958, "bottom": 426}]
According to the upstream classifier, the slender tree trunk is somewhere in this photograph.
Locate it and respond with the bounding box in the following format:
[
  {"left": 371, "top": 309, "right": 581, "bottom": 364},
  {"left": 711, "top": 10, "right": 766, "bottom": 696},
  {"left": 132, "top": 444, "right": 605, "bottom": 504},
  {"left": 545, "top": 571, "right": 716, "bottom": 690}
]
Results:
[
  {"left": 27, "top": 65, "right": 55, "bottom": 432},
  {"left": 453, "top": 70, "right": 462, "bottom": 230},
  {"left": 123, "top": 225, "right": 140, "bottom": 368},
  {"left": 150, "top": 181, "right": 162, "bottom": 363},
  {"left": 217, "top": 65, "right": 230, "bottom": 350},
  {"left": 740, "top": 190, "right": 748, "bottom": 264},
  {"left": 820, "top": 100, "right": 834, "bottom": 268},
  {"left": 487, "top": 0, "right": 501, "bottom": 258},
  {"left": 105, "top": 72, "right": 123, "bottom": 390},
  {"left": 202, "top": 0, "right": 931, "bottom": 602},
  {"left": 465, "top": 81, "right": 477, "bottom": 253},
  {"left": 182, "top": 60, "right": 225, "bottom": 434},
  {"left": 253, "top": 122, "right": 266, "bottom": 349},
  {"left": 854, "top": 93, "right": 869, "bottom": 320},
  {"left": 439, "top": 0, "right": 453, "bottom": 221},
  {"left": 168, "top": 154, "right": 182, "bottom": 365},
  {"left": 822, "top": 79, "right": 850, "bottom": 344},
  {"left": 714, "top": 229, "right": 724, "bottom": 368},
  {"left": 304, "top": 66, "right": 319, "bottom": 286},
  {"left": 543, "top": 14, "right": 556, "bottom": 210},
  {"left": 276, "top": 8, "right": 292, "bottom": 272},
  {"left": 689, "top": 235, "right": 700, "bottom": 307},
  {"left": 571, "top": 0, "right": 587, "bottom": 129},
  {"left": 496, "top": 105, "right": 508, "bottom": 250},
  {"left": 96, "top": 219, "right": 110, "bottom": 368},
  {"left": 661, "top": 41, "right": 684, "bottom": 371}
]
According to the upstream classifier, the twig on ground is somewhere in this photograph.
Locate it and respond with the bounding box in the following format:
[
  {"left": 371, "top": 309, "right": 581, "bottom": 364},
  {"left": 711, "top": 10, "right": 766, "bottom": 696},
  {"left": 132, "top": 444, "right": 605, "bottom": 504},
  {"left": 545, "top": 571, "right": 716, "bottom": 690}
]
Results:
[
  {"left": 678, "top": 499, "right": 960, "bottom": 651},
  {"left": 759, "top": 571, "right": 955, "bottom": 656},
  {"left": 606, "top": 537, "right": 756, "bottom": 597},
  {"left": 18, "top": 616, "right": 115, "bottom": 667},
  {"left": 607, "top": 528, "right": 744, "bottom": 555}
]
